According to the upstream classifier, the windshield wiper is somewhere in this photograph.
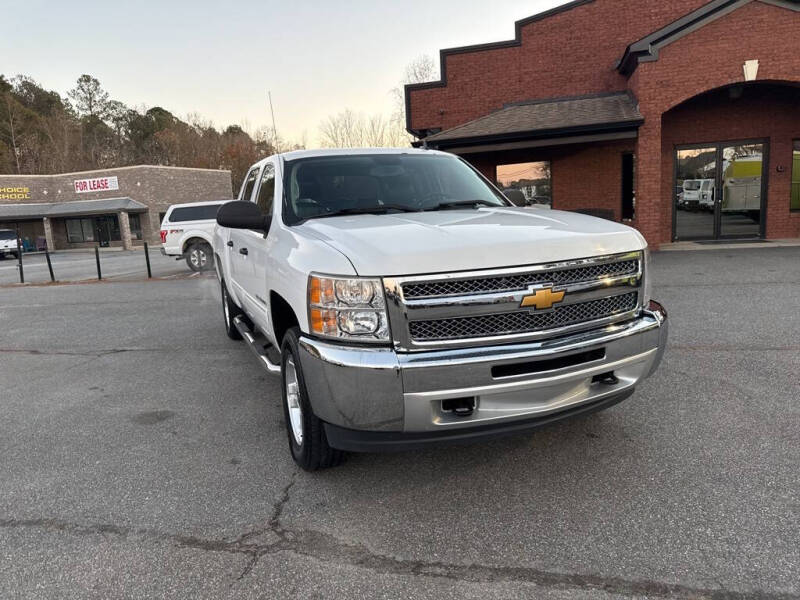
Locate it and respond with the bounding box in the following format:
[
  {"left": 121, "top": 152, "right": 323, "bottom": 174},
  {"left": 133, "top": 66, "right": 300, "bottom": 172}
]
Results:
[
  {"left": 314, "top": 204, "right": 419, "bottom": 219},
  {"left": 425, "top": 199, "right": 498, "bottom": 211}
]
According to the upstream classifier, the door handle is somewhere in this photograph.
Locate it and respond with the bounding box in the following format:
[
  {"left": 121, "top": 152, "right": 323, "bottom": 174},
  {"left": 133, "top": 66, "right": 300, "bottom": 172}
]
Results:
[
  {"left": 239, "top": 248, "right": 249, "bottom": 256},
  {"left": 226, "top": 241, "right": 234, "bottom": 247}
]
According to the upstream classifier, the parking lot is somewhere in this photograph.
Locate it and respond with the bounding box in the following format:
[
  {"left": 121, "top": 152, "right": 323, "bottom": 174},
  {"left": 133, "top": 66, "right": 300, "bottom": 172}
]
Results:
[
  {"left": 0, "top": 249, "right": 192, "bottom": 285},
  {"left": 1, "top": 247, "right": 798, "bottom": 599}
]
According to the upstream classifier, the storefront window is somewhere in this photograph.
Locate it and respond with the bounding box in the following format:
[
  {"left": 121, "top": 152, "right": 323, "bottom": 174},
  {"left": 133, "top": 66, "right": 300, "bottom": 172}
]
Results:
[
  {"left": 129, "top": 214, "right": 143, "bottom": 240},
  {"left": 65, "top": 216, "right": 120, "bottom": 243},
  {"left": 66, "top": 218, "right": 96, "bottom": 243},
  {"left": 496, "top": 161, "right": 551, "bottom": 207},
  {"left": 792, "top": 140, "right": 800, "bottom": 211}
]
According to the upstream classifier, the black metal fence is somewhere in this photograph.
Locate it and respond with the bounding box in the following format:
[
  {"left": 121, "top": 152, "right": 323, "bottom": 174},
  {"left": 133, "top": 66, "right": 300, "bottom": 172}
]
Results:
[{"left": 7, "top": 241, "right": 161, "bottom": 285}]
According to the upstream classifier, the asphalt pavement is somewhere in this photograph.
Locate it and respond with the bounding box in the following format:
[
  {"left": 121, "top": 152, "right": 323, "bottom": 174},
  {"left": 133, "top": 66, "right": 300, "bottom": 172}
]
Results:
[
  {"left": 0, "top": 248, "right": 192, "bottom": 285},
  {"left": 0, "top": 247, "right": 798, "bottom": 599}
]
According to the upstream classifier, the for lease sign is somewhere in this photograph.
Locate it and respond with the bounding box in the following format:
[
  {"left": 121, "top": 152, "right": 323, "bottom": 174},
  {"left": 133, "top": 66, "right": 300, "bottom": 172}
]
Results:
[{"left": 74, "top": 176, "right": 119, "bottom": 194}]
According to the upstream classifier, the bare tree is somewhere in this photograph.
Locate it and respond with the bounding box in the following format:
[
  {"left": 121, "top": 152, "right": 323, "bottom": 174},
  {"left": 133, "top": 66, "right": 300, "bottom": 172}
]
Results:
[
  {"left": 2, "top": 94, "right": 22, "bottom": 173},
  {"left": 390, "top": 54, "right": 438, "bottom": 143},
  {"left": 319, "top": 109, "right": 366, "bottom": 148}
]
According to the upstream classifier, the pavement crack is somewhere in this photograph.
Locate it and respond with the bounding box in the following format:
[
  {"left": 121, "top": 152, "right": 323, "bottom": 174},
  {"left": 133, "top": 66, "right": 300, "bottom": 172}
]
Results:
[{"left": 2, "top": 513, "right": 796, "bottom": 599}]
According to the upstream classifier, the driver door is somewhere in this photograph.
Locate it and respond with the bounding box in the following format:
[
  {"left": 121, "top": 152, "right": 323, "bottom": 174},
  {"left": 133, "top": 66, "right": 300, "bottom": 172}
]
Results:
[{"left": 228, "top": 166, "right": 260, "bottom": 302}]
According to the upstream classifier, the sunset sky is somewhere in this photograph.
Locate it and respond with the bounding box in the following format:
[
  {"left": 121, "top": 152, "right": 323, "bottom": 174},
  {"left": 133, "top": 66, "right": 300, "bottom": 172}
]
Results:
[{"left": 4, "top": 0, "right": 569, "bottom": 145}]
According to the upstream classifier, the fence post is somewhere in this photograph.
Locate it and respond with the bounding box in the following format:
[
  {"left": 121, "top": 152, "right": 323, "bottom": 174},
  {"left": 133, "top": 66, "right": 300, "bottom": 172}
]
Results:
[
  {"left": 143, "top": 242, "right": 152, "bottom": 278},
  {"left": 45, "top": 247, "right": 55, "bottom": 282},
  {"left": 16, "top": 237, "right": 24, "bottom": 284},
  {"left": 95, "top": 246, "right": 102, "bottom": 280}
]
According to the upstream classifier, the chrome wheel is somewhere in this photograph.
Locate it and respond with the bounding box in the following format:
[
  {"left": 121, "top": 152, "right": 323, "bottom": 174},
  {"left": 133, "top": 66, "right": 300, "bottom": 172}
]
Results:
[
  {"left": 190, "top": 247, "right": 207, "bottom": 269},
  {"left": 284, "top": 357, "right": 303, "bottom": 445}
]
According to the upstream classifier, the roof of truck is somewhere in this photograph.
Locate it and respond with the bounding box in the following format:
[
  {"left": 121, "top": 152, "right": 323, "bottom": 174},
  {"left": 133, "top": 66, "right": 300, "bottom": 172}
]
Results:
[{"left": 274, "top": 147, "right": 450, "bottom": 163}]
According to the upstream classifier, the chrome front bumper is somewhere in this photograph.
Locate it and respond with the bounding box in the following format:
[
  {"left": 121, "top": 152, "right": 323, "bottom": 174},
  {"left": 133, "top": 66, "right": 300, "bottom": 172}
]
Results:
[{"left": 297, "top": 301, "right": 667, "bottom": 449}]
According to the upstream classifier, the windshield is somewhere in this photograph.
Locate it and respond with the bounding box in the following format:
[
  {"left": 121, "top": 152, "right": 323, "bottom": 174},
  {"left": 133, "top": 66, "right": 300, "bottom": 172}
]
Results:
[
  {"left": 282, "top": 153, "right": 508, "bottom": 224},
  {"left": 683, "top": 180, "right": 701, "bottom": 190},
  {"left": 0, "top": 230, "right": 16, "bottom": 240}
]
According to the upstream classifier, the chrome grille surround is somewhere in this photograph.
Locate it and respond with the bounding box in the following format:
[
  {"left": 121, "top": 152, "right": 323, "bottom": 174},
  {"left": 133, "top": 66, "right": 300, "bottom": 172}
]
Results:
[{"left": 383, "top": 251, "right": 643, "bottom": 351}]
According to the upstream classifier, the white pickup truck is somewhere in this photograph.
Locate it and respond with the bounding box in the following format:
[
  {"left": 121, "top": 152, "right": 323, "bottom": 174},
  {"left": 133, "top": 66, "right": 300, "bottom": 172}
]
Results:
[
  {"left": 160, "top": 200, "right": 229, "bottom": 271},
  {"left": 213, "top": 149, "right": 667, "bottom": 470}
]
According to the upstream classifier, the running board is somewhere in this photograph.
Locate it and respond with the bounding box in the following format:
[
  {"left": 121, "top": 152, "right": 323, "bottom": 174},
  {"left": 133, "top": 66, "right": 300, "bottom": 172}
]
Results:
[{"left": 233, "top": 316, "right": 281, "bottom": 375}]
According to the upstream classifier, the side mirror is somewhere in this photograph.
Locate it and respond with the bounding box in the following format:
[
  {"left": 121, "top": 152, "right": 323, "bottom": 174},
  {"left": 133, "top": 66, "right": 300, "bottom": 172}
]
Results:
[
  {"left": 503, "top": 189, "right": 528, "bottom": 207},
  {"left": 217, "top": 201, "right": 271, "bottom": 232}
]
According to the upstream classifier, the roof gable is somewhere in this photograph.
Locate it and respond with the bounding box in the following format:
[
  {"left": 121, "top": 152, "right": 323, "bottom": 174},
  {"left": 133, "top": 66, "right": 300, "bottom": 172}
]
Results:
[{"left": 618, "top": 0, "right": 800, "bottom": 75}]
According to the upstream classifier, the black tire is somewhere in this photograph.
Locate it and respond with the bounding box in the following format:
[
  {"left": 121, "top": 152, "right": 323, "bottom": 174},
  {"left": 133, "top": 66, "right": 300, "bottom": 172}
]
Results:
[
  {"left": 186, "top": 242, "right": 212, "bottom": 272},
  {"left": 221, "top": 280, "right": 244, "bottom": 340},
  {"left": 281, "top": 327, "right": 345, "bottom": 471}
]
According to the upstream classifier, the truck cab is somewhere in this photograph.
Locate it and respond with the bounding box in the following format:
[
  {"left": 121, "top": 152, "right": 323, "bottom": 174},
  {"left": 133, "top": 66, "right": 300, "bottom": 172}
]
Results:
[{"left": 213, "top": 149, "right": 667, "bottom": 471}]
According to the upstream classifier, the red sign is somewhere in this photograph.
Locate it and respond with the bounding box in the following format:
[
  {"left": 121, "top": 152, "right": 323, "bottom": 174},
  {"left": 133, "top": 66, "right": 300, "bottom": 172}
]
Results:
[{"left": 74, "top": 176, "right": 119, "bottom": 194}]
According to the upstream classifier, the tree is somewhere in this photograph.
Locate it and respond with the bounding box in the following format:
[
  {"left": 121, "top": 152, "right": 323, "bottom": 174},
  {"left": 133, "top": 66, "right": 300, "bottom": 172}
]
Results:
[
  {"left": 68, "top": 74, "right": 110, "bottom": 119},
  {"left": 390, "top": 54, "right": 438, "bottom": 141}
]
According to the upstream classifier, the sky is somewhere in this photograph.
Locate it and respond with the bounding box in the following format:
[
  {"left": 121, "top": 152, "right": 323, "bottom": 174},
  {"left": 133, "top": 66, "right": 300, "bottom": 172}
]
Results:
[{"left": 3, "top": 0, "right": 569, "bottom": 146}]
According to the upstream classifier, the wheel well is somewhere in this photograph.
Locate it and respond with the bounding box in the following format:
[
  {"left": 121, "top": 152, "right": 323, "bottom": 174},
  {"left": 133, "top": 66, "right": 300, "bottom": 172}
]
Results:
[
  {"left": 270, "top": 291, "right": 299, "bottom": 348},
  {"left": 182, "top": 237, "right": 210, "bottom": 253}
]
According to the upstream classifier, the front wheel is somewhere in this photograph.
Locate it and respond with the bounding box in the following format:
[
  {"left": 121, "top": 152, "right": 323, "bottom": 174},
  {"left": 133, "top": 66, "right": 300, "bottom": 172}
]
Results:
[
  {"left": 186, "top": 242, "right": 212, "bottom": 271},
  {"left": 281, "top": 328, "right": 345, "bottom": 471}
]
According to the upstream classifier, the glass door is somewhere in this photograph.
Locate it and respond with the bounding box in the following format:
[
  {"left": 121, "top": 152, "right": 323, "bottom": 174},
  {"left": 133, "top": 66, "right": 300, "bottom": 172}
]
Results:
[
  {"left": 674, "top": 141, "right": 766, "bottom": 241},
  {"left": 719, "top": 143, "right": 764, "bottom": 238},
  {"left": 675, "top": 146, "right": 717, "bottom": 240}
]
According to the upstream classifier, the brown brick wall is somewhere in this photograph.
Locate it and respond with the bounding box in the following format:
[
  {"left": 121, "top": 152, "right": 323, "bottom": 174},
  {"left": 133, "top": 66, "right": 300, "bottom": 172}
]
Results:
[
  {"left": 414, "top": 0, "right": 800, "bottom": 246},
  {"left": 630, "top": 0, "right": 800, "bottom": 244},
  {"left": 0, "top": 166, "right": 233, "bottom": 246},
  {"left": 408, "top": 0, "right": 708, "bottom": 133},
  {"left": 661, "top": 85, "right": 800, "bottom": 240},
  {"left": 551, "top": 141, "right": 635, "bottom": 221}
]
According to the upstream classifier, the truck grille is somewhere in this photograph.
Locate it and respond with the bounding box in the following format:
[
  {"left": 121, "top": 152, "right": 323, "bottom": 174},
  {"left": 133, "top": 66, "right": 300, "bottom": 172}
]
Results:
[
  {"left": 408, "top": 292, "right": 639, "bottom": 341},
  {"left": 384, "top": 252, "right": 644, "bottom": 350},
  {"left": 402, "top": 259, "right": 638, "bottom": 300}
]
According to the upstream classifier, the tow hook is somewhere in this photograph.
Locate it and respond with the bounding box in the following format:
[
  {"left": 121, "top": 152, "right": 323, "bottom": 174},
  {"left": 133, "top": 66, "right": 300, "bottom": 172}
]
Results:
[
  {"left": 593, "top": 371, "right": 619, "bottom": 386},
  {"left": 442, "top": 397, "right": 476, "bottom": 417}
]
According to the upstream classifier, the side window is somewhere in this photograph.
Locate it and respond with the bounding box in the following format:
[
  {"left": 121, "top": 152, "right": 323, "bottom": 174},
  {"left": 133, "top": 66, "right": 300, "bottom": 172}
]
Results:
[
  {"left": 239, "top": 167, "right": 260, "bottom": 202},
  {"left": 254, "top": 164, "right": 276, "bottom": 214}
]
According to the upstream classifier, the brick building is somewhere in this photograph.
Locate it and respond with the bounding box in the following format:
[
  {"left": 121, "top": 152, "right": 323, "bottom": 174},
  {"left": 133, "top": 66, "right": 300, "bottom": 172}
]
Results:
[
  {"left": 0, "top": 166, "right": 232, "bottom": 251},
  {"left": 405, "top": 0, "right": 800, "bottom": 246}
]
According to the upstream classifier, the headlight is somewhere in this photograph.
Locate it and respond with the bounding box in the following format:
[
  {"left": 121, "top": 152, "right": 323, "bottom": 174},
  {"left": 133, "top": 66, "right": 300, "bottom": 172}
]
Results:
[{"left": 308, "top": 275, "right": 390, "bottom": 342}]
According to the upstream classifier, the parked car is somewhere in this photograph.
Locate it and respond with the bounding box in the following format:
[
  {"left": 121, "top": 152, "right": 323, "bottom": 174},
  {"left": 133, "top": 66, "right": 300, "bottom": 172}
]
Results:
[
  {"left": 213, "top": 149, "right": 668, "bottom": 471},
  {"left": 682, "top": 179, "right": 715, "bottom": 211},
  {"left": 160, "top": 200, "right": 230, "bottom": 271},
  {"left": 0, "top": 229, "right": 19, "bottom": 259}
]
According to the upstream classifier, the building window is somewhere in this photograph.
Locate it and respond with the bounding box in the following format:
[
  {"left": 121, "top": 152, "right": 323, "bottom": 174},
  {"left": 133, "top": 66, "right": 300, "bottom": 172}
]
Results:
[
  {"left": 66, "top": 218, "right": 96, "bottom": 243},
  {"left": 129, "top": 214, "right": 142, "bottom": 240},
  {"left": 622, "top": 153, "right": 636, "bottom": 220},
  {"left": 65, "top": 216, "right": 121, "bottom": 243},
  {"left": 792, "top": 141, "right": 800, "bottom": 211},
  {"left": 496, "top": 161, "right": 551, "bottom": 207}
]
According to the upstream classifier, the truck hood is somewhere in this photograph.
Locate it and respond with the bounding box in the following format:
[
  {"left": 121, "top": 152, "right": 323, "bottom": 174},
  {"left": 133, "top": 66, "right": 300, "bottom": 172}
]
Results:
[{"left": 295, "top": 207, "right": 646, "bottom": 277}]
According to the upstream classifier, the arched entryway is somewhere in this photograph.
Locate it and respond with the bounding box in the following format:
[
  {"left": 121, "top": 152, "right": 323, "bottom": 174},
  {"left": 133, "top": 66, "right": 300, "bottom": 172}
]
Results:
[{"left": 662, "top": 82, "right": 800, "bottom": 241}]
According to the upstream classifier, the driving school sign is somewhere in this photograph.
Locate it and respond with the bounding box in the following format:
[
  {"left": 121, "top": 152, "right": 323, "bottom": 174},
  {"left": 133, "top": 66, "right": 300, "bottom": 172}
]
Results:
[{"left": 74, "top": 176, "right": 119, "bottom": 194}]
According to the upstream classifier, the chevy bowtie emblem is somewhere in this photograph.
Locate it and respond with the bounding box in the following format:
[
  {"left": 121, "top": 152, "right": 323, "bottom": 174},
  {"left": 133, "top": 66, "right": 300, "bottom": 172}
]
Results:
[{"left": 520, "top": 288, "right": 565, "bottom": 310}]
